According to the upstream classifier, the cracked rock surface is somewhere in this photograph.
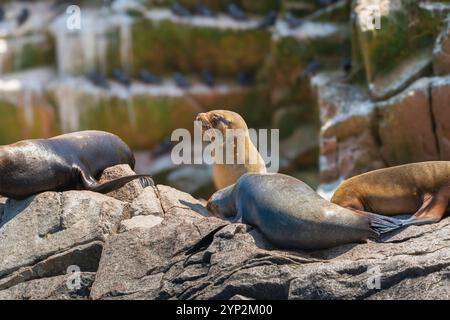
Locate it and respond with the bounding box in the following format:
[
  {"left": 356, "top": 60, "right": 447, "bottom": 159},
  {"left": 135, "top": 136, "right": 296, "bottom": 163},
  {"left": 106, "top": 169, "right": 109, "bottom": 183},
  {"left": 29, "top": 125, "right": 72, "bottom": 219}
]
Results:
[{"left": 1, "top": 165, "right": 450, "bottom": 299}]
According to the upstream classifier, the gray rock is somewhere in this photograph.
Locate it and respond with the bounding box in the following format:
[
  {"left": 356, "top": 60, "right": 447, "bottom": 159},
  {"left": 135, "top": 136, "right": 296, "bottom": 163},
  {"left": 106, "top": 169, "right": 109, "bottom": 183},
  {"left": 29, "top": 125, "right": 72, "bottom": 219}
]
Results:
[
  {"left": 91, "top": 199, "right": 450, "bottom": 300},
  {"left": 0, "top": 241, "right": 102, "bottom": 290},
  {"left": 130, "top": 187, "right": 164, "bottom": 217},
  {"left": 90, "top": 213, "right": 227, "bottom": 299},
  {"left": 99, "top": 164, "right": 149, "bottom": 203},
  {"left": 157, "top": 184, "right": 210, "bottom": 218},
  {"left": 0, "top": 272, "right": 96, "bottom": 300},
  {"left": 119, "top": 215, "right": 164, "bottom": 232},
  {"left": 0, "top": 191, "right": 130, "bottom": 282},
  {"left": 3, "top": 167, "right": 450, "bottom": 300}
]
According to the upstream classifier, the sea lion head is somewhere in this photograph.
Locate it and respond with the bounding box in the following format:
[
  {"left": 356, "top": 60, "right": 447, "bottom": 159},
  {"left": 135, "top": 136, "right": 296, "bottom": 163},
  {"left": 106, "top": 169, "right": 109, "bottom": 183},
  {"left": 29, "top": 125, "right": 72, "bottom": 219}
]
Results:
[
  {"left": 196, "top": 110, "right": 248, "bottom": 137},
  {"left": 206, "top": 183, "right": 237, "bottom": 219}
]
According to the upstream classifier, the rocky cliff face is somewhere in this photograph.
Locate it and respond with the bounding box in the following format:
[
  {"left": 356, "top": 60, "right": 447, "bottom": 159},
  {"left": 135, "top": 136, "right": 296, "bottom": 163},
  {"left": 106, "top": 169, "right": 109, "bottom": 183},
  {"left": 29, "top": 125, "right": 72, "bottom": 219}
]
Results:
[
  {"left": 1, "top": 164, "right": 450, "bottom": 300},
  {"left": 317, "top": 0, "right": 450, "bottom": 197}
]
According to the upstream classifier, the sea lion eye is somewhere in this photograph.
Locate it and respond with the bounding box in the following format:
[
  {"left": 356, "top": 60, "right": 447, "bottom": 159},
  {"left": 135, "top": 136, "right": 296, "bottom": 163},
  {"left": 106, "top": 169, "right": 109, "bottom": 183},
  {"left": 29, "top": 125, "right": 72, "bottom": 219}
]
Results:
[{"left": 211, "top": 115, "right": 231, "bottom": 127}]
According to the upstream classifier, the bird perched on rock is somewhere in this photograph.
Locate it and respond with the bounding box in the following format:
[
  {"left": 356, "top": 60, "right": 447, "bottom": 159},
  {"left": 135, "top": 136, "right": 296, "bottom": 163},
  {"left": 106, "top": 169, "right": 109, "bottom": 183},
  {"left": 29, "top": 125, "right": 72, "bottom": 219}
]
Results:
[
  {"left": 139, "top": 69, "right": 161, "bottom": 85},
  {"left": 342, "top": 56, "right": 352, "bottom": 74},
  {"left": 17, "top": 8, "right": 29, "bottom": 26},
  {"left": 174, "top": 72, "right": 191, "bottom": 88},
  {"left": 86, "top": 71, "right": 110, "bottom": 90},
  {"left": 256, "top": 11, "right": 277, "bottom": 29},
  {"left": 299, "top": 60, "right": 320, "bottom": 80},
  {"left": 285, "top": 12, "right": 303, "bottom": 29},
  {"left": 228, "top": 3, "right": 247, "bottom": 21},
  {"left": 171, "top": 2, "right": 191, "bottom": 18},
  {"left": 237, "top": 71, "right": 254, "bottom": 86},
  {"left": 201, "top": 69, "right": 215, "bottom": 88},
  {"left": 112, "top": 68, "right": 131, "bottom": 86},
  {"left": 195, "top": 3, "right": 216, "bottom": 18}
]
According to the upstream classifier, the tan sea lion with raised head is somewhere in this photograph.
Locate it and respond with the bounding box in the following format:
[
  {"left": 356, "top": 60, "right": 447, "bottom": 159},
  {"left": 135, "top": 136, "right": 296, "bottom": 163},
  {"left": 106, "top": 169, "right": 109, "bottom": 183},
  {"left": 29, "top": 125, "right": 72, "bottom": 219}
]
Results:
[{"left": 196, "top": 110, "right": 266, "bottom": 190}]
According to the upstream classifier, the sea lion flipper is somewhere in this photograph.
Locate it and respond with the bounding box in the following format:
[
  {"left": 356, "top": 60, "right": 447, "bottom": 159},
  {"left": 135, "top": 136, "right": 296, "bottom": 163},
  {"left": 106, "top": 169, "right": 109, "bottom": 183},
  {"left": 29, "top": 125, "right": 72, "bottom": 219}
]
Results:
[
  {"left": 90, "top": 175, "right": 154, "bottom": 194},
  {"left": 354, "top": 210, "right": 404, "bottom": 234},
  {"left": 75, "top": 166, "right": 154, "bottom": 194}
]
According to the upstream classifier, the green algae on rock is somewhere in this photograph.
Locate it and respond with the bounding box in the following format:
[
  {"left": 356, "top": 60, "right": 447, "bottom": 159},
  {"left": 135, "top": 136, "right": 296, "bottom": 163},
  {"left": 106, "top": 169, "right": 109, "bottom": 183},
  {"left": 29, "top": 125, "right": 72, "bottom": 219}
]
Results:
[
  {"left": 131, "top": 10, "right": 271, "bottom": 79},
  {"left": 353, "top": 0, "right": 448, "bottom": 100}
]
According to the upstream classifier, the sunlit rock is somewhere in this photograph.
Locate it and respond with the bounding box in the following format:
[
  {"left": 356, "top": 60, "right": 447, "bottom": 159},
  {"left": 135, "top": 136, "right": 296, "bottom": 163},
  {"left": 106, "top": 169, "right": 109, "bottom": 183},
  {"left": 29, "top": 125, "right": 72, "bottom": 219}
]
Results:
[
  {"left": 375, "top": 77, "right": 439, "bottom": 165},
  {"left": 353, "top": 0, "right": 447, "bottom": 100}
]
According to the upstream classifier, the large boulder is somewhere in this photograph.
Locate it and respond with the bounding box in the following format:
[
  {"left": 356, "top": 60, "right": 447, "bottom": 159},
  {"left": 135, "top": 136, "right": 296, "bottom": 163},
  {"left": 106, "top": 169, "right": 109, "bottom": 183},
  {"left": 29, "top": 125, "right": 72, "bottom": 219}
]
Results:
[
  {"left": 91, "top": 204, "right": 450, "bottom": 300},
  {"left": 2, "top": 164, "right": 450, "bottom": 300}
]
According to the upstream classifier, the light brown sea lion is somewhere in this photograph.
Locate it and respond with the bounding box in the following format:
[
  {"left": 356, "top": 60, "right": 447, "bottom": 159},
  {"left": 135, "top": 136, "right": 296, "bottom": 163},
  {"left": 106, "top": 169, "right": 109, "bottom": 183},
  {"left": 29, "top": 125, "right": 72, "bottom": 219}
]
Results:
[
  {"left": 0, "top": 130, "right": 154, "bottom": 200},
  {"left": 196, "top": 110, "right": 266, "bottom": 190},
  {"left": 204, "top": 173, "right": 400, "bottom": 250},
  {"left": 331, "top": 161, "right": 450, "bottom": 232}
]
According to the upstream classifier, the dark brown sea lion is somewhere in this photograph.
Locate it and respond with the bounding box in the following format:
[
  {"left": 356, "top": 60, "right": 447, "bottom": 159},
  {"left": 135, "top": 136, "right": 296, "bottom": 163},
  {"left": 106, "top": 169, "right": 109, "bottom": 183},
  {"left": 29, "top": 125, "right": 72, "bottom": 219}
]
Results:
[
  {"left": 331, "top": 161, "right": 450, "bottom": 232},
  {"left": 205, "top": 173, "right": 399, "bottom": 250},
  {"left": 0, "top": 130, "right": 153, "bottom": 200}
]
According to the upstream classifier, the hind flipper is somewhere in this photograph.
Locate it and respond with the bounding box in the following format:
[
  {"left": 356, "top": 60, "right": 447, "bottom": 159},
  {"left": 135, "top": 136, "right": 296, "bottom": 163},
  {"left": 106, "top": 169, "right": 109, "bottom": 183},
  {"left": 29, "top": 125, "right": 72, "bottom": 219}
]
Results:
[
  {"left": 139, "top": 176, "right": 155, "bottom": 188},
  {"left": 353, "top": 209, "right": 404, "bottom": 234},
  {"left": 90, "top": 174, "right": 154, "bottom": 194},
  {"left": 75, "top": 166, "right": 154, "bottom": 194}
]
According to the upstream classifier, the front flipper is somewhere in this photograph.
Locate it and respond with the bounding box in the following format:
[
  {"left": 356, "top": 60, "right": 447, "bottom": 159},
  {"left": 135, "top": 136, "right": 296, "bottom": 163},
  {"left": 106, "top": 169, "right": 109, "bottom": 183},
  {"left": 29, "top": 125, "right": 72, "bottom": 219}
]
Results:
[
  {"left": 75, "top": 166, "right": 154, "bottom": 194},
  {"left": 398, "top": 191, "right": 448, "bottom": 228}
]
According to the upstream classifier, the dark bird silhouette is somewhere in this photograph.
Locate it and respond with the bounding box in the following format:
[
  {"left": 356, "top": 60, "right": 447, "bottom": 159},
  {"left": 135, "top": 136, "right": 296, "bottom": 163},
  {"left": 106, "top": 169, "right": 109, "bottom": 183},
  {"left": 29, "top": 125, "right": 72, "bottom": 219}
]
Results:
[
  {"left": 317, "top": 0, "right": 339, "bottom": 7},
  {"left": 299, "top": 60, "right": 320, "bottom": 80},
  {"left": 86, "top": 71, "right": 110, "bottom": 90},
  {"left": 237, "top": 71, "right": 255, "bottom": 86},
  {"left": 139, "top": 69, "right": 161, "bottom": 85},
  {"left": 201, "top": 69, "right": 215, "bottom": 87},
  {"left": 256, "top": 11, "right": 277, "bottom": 29},
  {"left": 228, "top": 3, "right": 247, "bottom": 21},
  {"left": 17, "top": 8, "right": 29, "bottom": 26},
  {"left": 0, "top": 7, "right": 5, "bottom": 23},
  {"left": 171, "top": 2, "right": 191, "bottom": 18},
  {"left": 174, "top": 72, "right": 191, "bottom": 88},
  {"left": 342, "top": 56, "right": 352, "bottom": 74},
  {"left": 112, "top": 68, "right": 131, "bottom": 86},
  {"left": 195, "top": 4, "right": 216, "bottom": 18},
  {"left": 285, "top": 12, "right": 303, "bottom": 29}
]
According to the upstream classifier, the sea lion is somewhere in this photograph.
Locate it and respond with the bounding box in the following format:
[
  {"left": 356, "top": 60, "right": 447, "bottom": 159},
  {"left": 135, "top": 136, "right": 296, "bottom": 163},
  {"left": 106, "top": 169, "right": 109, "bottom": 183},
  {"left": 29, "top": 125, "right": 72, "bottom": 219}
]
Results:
[
  {"left": 196, "top": 110, "right": 267, "bottom": 190},
  {"left": 206, "top": 173, "right": 398, "bottom": 250},
  {"left": 331, "top": 161, "right": 450, "bottom": 233},
  {"left": 0, "top": 130, "right": 154, "bottom": 200}
]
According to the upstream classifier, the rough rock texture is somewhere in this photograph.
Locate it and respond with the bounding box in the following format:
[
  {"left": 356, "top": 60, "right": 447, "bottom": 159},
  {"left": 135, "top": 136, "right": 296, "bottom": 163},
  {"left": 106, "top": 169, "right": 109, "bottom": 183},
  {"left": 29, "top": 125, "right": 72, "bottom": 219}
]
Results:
[
  {"left": 92, "top": 205, "right": 450, "bottom": 300},
  {"left": 376, "top": 78, "right": 439, "bottom": 165},
  {"left": 2, "top": 164, "right": 450, "bottom": 299}
]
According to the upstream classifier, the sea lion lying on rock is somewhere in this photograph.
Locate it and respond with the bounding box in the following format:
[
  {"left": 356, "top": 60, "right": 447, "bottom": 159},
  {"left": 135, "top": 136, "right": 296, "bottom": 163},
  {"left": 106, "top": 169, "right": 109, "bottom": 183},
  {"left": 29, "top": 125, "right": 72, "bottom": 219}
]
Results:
[
  {"left": 0, "top": 130, "right": 153, "bottom": 200},
  {"left": 332, "top": 161, "right": 450, "bottom": 233},
  {"left": 206, "top": 173, "right": 398, "bottom": 250}
]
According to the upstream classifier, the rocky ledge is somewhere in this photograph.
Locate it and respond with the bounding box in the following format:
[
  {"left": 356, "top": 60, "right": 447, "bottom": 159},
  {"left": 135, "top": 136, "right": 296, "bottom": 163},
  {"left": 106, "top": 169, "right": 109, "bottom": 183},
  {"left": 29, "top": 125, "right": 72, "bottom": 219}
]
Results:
[{"left": 1, "top": 165, "right": 450, "bottom": 300}]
